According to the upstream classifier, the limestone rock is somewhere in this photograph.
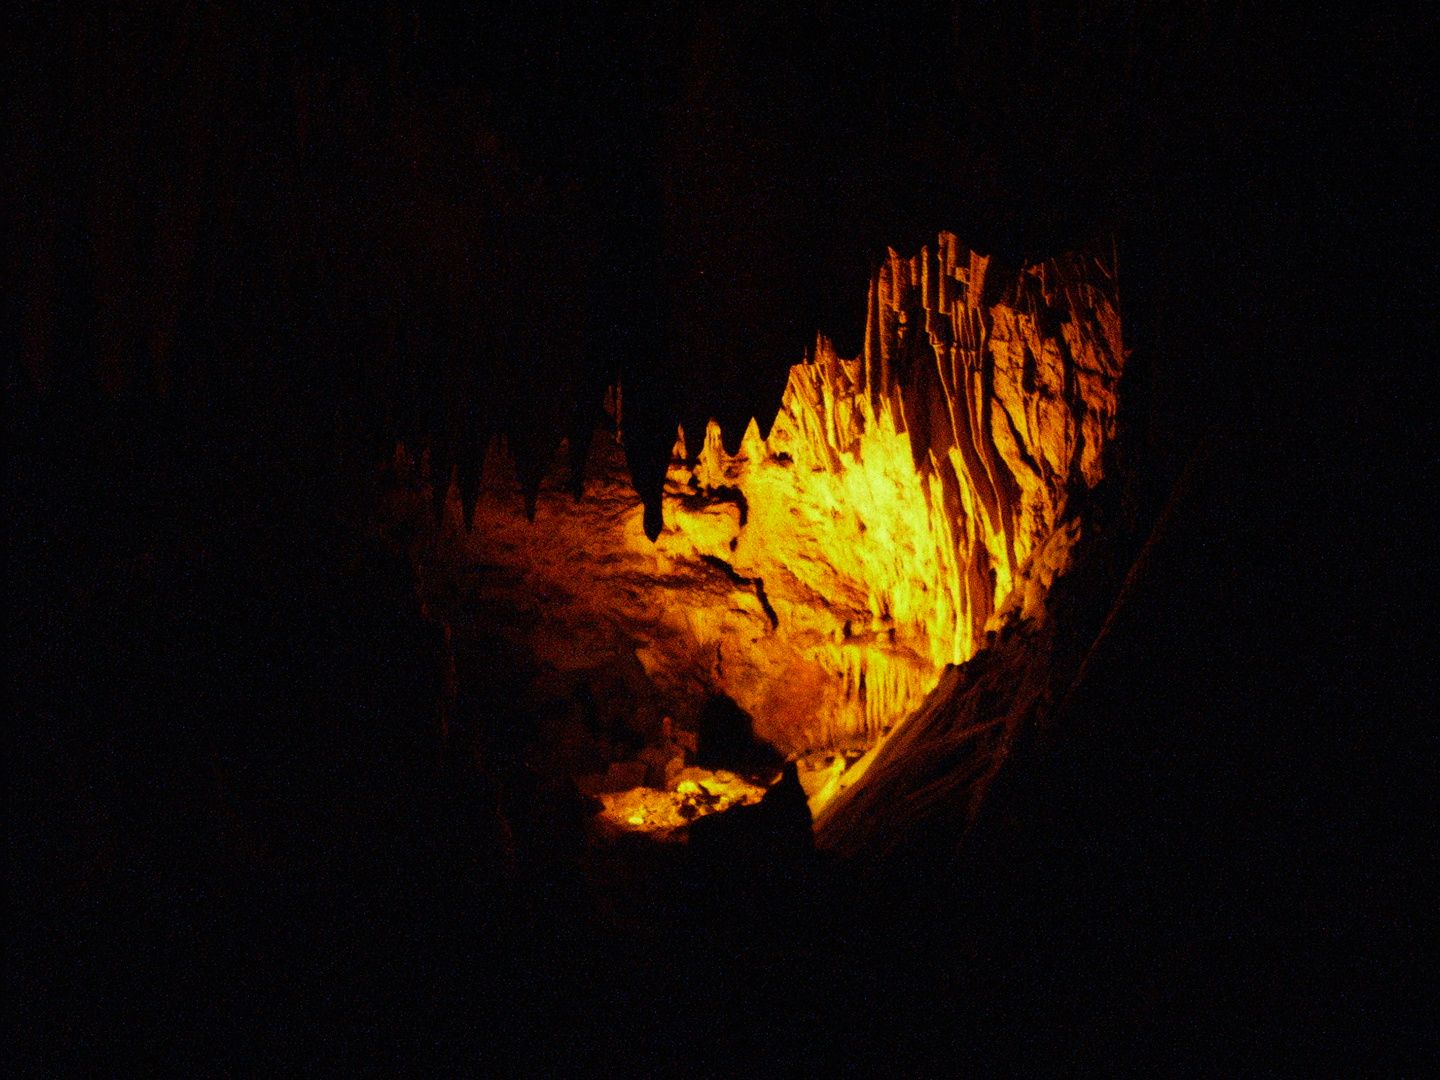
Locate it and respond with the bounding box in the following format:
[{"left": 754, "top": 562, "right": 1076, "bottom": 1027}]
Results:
[{"left": 458, "top": 236, "right": 1124, "bottom": 773}]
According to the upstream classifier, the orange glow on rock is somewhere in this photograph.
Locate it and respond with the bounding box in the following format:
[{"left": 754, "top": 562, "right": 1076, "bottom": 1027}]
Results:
[
  {"left": 589, "top": 769, "right": 771, "bottom": 841},
  {"left": 457, "top": 237, "right": 1124, "bottom": 816}
]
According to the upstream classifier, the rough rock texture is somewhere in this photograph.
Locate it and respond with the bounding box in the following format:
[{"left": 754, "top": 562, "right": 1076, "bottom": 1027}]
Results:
[{"left": 457, "top": 236, "right": 1124, "bottom": 761}]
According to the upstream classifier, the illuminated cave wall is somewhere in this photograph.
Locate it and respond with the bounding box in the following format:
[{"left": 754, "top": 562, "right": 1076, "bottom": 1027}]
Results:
[{"left": 458, "top": 235, "right": 1124, "bottom": 756}]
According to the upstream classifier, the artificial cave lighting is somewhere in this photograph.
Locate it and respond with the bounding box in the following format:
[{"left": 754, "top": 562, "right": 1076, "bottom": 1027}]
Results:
[{"left": 425, "top": 235, "right": 1125, "bottom": 834}]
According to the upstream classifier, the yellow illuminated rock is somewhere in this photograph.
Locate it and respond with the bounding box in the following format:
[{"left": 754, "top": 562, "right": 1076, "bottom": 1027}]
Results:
[
  {"left": 457, "top": 237, "right": 1124, "bottom": 793},
  {"left": 592, "top": 769, "right": 770, "bottom": 840}
]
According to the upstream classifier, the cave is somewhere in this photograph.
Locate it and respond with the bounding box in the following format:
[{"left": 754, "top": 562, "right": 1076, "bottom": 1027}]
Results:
[
  {"left": 9, "top": 4, "right": 1431, "bottom": 1076},
  {"left": 409, "top": 238, "right": 1127, "bottom": 851}
]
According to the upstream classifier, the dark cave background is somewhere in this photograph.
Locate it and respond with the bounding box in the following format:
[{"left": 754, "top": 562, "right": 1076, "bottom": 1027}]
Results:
[{"left": 8, "top": 2, "right": 1435, "bottom": 1074}]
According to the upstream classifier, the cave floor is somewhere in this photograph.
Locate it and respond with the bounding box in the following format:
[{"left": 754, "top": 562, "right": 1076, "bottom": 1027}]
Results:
[{"left": 13, "top": 403, "right": 1426, "bottom": 1076}]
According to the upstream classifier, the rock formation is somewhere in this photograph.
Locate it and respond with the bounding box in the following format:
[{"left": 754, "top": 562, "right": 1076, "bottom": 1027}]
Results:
[{"left": 450, "top": 235, "right": 1124, "bottom": 790}]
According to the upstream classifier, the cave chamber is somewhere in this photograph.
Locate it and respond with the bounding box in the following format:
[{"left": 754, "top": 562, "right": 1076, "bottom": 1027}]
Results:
[{"left": 391, "top": 237, "right": 1129, "bottom": 857}]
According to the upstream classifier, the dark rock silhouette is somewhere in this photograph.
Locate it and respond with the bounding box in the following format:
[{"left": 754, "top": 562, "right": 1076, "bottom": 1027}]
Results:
[
  {"left": 688, "top": 760, "right": 813, "bottom": 863},
  {"left": 695, "top": 694, "right": 786, "bottom": 776}
]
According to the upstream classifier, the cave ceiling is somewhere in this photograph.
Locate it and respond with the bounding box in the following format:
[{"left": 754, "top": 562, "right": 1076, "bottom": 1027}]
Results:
[{"left": 11, "top": 0, "right": 1321, "bottom": 527}]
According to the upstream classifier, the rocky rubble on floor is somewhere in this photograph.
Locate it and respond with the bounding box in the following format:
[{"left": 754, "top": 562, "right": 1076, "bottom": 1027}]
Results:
[{"left": 586, "top": 766, "right": 772, "bottom": 842}]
